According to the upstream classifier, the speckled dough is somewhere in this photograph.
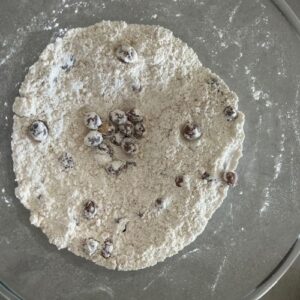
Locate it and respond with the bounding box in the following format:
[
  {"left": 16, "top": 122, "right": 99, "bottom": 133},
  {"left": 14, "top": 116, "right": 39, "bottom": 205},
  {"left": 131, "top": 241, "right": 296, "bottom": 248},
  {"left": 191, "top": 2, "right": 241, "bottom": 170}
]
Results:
[{"left": 11, "top": 21, "right": 245, "bottom": 270}]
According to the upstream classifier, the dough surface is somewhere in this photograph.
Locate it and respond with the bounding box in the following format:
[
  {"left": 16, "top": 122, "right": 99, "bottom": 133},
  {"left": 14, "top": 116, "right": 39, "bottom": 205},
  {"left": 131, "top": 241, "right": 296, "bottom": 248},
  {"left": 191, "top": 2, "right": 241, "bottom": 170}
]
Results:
[{"left": 12, "top": 21, "right": 245, "bottom": 270}]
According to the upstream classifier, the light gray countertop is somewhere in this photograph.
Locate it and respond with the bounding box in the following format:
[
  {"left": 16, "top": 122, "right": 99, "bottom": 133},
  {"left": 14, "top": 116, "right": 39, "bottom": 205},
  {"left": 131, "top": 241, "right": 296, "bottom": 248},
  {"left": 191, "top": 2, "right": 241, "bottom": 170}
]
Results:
[{"left": 262, "top": 1, "right": 300, "bottom": 298}]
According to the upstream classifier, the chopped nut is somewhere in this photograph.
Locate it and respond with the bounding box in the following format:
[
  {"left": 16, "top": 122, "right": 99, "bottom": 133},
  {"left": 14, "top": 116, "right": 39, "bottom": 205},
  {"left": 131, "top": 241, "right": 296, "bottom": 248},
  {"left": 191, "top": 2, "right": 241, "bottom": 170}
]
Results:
[{"left": 98, "top": 121, "right": 115, "bottom": 137}]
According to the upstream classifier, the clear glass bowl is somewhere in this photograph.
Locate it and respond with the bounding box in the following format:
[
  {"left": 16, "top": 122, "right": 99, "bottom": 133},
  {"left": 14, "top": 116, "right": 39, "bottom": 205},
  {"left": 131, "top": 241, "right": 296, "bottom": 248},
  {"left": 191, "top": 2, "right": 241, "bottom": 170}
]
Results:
[{"left": 0, "top": 0, "right": 300, "bottom": 299}]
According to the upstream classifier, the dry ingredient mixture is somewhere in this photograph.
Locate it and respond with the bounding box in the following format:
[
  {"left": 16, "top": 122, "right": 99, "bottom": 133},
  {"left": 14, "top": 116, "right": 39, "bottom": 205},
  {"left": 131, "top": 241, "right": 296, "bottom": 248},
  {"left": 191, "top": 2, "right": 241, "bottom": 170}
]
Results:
[{"left": 11, "top": 21, "right": 245, "bottom": 270}]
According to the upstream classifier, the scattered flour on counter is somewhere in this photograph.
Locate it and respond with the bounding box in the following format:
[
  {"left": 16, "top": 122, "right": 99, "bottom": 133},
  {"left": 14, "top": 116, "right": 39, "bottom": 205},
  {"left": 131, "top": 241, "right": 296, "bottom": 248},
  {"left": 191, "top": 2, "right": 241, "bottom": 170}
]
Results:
[
  {"left": 273, "top": 133, "right": 285, "bottom": 180},
  {"left": 211, "top": 256, "right": 227, "bottom": 293},
  {"left": 260, "top": 199, "right": 270, "bottom": 215},
  {"left": 1, "top": 188, "right": 12, "bottom": 208},
  {"left": 228, "top": 0, "right": 242, "bottom": 23},
  {"left": 181, "top": 248, "right": 200, "bottom": 259}
]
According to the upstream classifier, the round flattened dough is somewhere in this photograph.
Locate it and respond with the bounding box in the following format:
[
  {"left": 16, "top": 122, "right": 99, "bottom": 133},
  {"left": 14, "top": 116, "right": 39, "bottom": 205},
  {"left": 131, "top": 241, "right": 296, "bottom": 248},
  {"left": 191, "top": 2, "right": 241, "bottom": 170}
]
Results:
[{"left": 11, "top": 21, "right": 245, "bottom": 270}]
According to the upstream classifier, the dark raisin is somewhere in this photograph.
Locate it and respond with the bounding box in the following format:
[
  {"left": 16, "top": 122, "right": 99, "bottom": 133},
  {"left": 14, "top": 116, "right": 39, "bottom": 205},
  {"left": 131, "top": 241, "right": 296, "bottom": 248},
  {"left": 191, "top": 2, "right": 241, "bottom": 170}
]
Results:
[
  {"left": 134, "top": 122, "right": 146, "bottom": 139},
  {"left": 84, "top": 112, "right": 102, "bottom": 130},
  {"left": 119, "top": 121, "right": 134, "bottom": 137},
  {"left": 126, "top": 108, "right": 143, "bottom": 124},
  {"left": 224, "top": 106, "right": 238, "bottom": 121},
  {"left": 132, "top": 83, "right": 142, "bottom": 92},
  {"left": 122, "top": 223, "right": 128, "bottom": 232},
  {"left": 106, "top": 161, "right": 126, "bottom": 175},
  {"left": 155, "top": 197, "right": 167, "bottom": 209},
  {"left": 109, "top": 109, "right": 127, "bottom": 125},
  {"left": 182, "top": 122, "right": 202, "bottom": 141},
  {"left": 97, "top": 142, "right": 114, "bottom": 157},
  {"left": 84, "top": 200, "right": 97, "bottom": 219},
  {"left": 175, "top": 175, "right": 184, "bottom": 187},
  {"left": 137, "top": 211, "right": 144, "bottom": 218},
  {"left": 105, "top": 160, "right": 136, "bottom": 176},
  {"left": 101, "top": 239, "right": 113, "bottom": 258},
  {"left": 115, "top": 45, "right": 138, "bottom": 63},
  {"left": 223, "top": 171, "right": 237, "bottom": 186},
  {"left": 201, "top": 172, "right": 210, "bottom": 180},
  {"left": 84, "top": 131, "right": 103, "bottom": 147},
  {"left": 29, "top": 120, "right": 48, "bottom": 142},
  {"left": 121, "top": 138, "right": 139, "bottom": 155},
  {"left": 110, "top": 132, "right": 124, "bottom": 146}
]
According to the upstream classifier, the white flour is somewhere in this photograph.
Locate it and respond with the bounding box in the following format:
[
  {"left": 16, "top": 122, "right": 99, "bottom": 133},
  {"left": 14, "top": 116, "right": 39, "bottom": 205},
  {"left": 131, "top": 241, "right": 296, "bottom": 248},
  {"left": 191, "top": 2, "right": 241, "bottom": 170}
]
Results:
[{"left": 11, "top": 21, "right": 244, "bottom": 270}]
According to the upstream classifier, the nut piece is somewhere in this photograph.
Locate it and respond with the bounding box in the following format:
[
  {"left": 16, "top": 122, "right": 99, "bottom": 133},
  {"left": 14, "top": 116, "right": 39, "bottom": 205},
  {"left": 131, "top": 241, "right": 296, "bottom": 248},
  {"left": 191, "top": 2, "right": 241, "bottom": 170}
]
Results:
[
  {"left": 84, "top": 200, "right": 97, "bottom": 219},
  {"left": 121, "top": 138, "right": 139, "bottom": 155},
  {"left": 115, "top": 45, "right": 138, "bottom": 63},
  {"left": 119, "top": 121, "right": 134, "bottom": 137},
  {"left": 97, "top": 142, "right": 114, "bottom": 157},
  {"left": 98, "top": 121, "right": 115, "bottom": 137},
  {"left": 84, "top": 112, "right": 102, "bottom": 130},
  {"left": 84, "top": 238, "right": 99, "bottom": 256},
  {"left": 101, "top": 238, "right": 113, "bottom": 258},
  {"left": 223, "top": 171, "right": 237, "bottom": 186},
  {"left": 134, "top": 122, "right": 146, "bottom": 139},
  {"left": 224, "top": 106, "right": 238, "bottom": 121},
  {"left": 182, "top": 122, "right": 202, "bottom": 141},
  {"left": 84, "top": 131, "right": 103, "bottom": 147},
  {"left": 29, "top": 120, "right": 48, "bottom": 142},
  {"left": 126, "top": 108, "right": 143, "bottom": 124},
  {"left": 109, "top": 109, "right": 127, "bottom": 126}
]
